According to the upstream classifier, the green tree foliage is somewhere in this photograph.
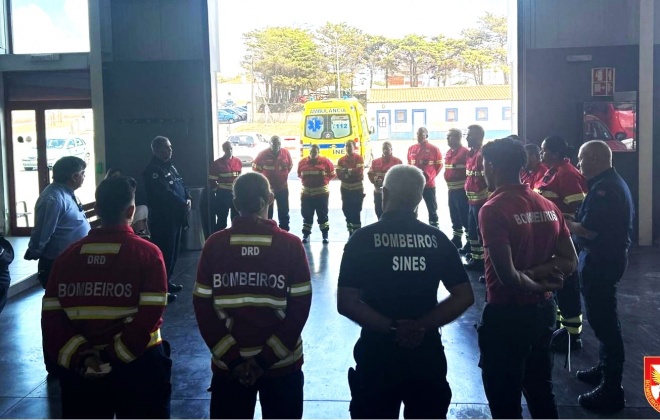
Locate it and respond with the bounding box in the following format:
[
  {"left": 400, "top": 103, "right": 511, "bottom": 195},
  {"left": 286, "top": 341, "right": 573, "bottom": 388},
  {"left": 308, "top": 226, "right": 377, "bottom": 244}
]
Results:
[
  {"left": 240, "top": 13, "right": 508, "bottom": 101},
  {"left": 315, "top": 23, "right": 367, "bottom": 95},
  {"left": 243, "top": 27, "right": 324, "bottom": 106}
]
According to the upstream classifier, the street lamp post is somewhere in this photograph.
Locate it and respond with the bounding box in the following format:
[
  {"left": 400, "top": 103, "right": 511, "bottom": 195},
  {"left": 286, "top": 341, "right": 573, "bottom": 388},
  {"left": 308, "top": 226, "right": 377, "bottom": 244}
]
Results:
[{"left": 335, "top": 32, "right": 340, "bottom": 98}]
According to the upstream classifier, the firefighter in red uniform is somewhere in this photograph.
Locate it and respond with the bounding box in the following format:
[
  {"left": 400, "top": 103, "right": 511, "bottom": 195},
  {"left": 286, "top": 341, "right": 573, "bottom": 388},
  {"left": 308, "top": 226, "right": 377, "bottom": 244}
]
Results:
[
  {"left": 478, "top": 137, "right": 577, "bottom": 419},
  {"left": 297, "top": 144, "right": 335, "bottom": 243},
  {"left": 209, "top": 141, "right": 242, "bottom": 233},
  {"left": 337, "top": 140, "right": 365, "bottom": 237},
  {"left": 253, "top": 135, "right": 293, "bottom": 231},
  {"left": 464, "top": 125, "right": 489, "bottom": 271},
  {"left": 194, "top": 172, "right": 312, "bottom": 419},
  {"left": 407, "top": 127, "right": 443, "bottom": 228},
  {"left": 42, "top": 176, "right": 171, "bottom": 419},
  {"left": 444, "top": 128, "right": 470, "bottom": 249},
  {"left": 368, "top": 141, "right": 402, "bottom": 220},
  {"left": 520, "top": 144, "right": 548, "bottom": 187},
  {"left": 536, "top": 135, "right": 587, "bottom": 352}
]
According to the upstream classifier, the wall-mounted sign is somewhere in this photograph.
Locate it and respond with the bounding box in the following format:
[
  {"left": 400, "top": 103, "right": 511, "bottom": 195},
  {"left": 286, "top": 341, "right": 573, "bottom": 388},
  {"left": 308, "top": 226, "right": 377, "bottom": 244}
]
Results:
[{"left": 592, "top": 67, "right": 615, "bottom": 96}]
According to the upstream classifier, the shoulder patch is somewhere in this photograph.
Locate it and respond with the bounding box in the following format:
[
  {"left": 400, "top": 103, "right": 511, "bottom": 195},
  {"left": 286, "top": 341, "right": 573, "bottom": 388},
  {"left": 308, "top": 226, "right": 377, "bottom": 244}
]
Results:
[{"left": 152, "top": 173, "right": 159, "bottom": 179}]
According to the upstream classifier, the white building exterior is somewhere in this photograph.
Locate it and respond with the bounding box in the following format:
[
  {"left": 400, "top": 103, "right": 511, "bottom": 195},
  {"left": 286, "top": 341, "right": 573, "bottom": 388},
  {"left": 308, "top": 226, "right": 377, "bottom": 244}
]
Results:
[{"left": 367, "top": 85, "right": 513, "bottom": 141}]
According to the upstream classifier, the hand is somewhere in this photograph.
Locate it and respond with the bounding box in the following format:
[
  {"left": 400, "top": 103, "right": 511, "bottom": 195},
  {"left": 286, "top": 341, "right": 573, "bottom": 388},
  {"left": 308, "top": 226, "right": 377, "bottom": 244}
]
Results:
[
  {"left": 537, "top": 266, "right": 564, "bottom": 291},
  {"left": 232, "top": 361, "right": 252, "bottom": 387},
  {"left": 79, "top": 349, "right": 105, "bottom": 378},
  {"left": 24, "top": 249, "right": 37, "bottom": 261},
  {"left": 245, "top": 358, "right": 264, "bottom": 385},
  {"left": 394, "top": 319, "right": 425, "bottom": 349},
  {"left": 186, "top": 199, "right": 192, "bottom": 211}
]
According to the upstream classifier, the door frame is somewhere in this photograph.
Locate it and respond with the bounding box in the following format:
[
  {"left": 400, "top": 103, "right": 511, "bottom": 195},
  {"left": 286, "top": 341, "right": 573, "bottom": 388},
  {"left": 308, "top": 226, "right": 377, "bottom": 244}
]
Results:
[
  {"left": 5, "top": 100, "right": 92, "bottom": 235},
  {"left": 376, "top": 110, "right": 391, "bottom": 140}
]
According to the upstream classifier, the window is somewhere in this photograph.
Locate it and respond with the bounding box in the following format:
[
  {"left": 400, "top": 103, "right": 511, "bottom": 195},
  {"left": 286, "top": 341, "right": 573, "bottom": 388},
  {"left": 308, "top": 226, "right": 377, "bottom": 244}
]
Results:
[
  {"left": 476, "top": 107, "right": 488, "bottom": 121},
  {"left": 330, "top": 115, "right": 351, "bottom": 138},
  {"left": 305, "top": 116, "right": 325, "bottom": 139},
  {"left": 446, "top": 108, "right": 458, "bottom": 122},
  {"left": 502, "top": 107, "right": 512, "bottom": 121},
  {"left": 10, "top": 0, "right": 90, "bottom": 54},
  {"left": 395, "top": 109, "right": 407, "bottom": 123}
]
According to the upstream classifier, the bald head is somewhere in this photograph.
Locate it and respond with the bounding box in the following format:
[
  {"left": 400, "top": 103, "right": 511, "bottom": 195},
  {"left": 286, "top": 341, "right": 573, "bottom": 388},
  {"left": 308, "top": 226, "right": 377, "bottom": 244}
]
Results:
[
  {"left": 382, "top": 165, "right": 425, "bottom": 212},
  {"left": 578, "top": 140, "right": 612, "bottom": 179}
]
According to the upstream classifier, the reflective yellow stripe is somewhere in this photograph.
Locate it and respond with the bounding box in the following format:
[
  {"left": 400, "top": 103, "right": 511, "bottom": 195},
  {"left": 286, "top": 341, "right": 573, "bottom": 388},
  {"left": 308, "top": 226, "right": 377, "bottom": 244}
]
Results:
[
  {"left": 290, "top": 282, "right": 311, "bottom": 296},
  {"left": 341, "top": 181, "right": 364, "bottom": 191},
  {"left": 139, "top": 293, "right": 168, "bottom": 306},
  {"left": 229, "top": 235, "right": 273, "bottom": 246},
  {"left": 114, "top": 334, "right": 136, "bottom": 363},
  {"left": 214, "top": 294, "right": 286, "bottom": 309},
  {"left": 80, "top": 243, "right": 121, "bottom": 254},
  {"left": 564, "top": 193, "right": 586, "bottom": 204},
  {"left": 239, "top": 346, "right": 262, "bottom": 357},
  {"left": 262, "top": 166, "right": 276, "bottom": 170},
  {"left": 212, "top": 334, "right": 236, "bottom": 359},
  {"left": 446, "top": 164, "right": 466, "bottom": 169},
  {"left": 193, "top": 282, "right": 213, "bottom": 298},
  {"left": 272, "top": 339, "right": 303, "bottom": 368},
  {"left": 302, "top": 185, "right": 329, "bottom": 196},
  {"left": 301, "top": 170, "right": 324, "bottom": 175},
  {"left": 466, "top": 170, "right": 484, "bottom": 176},
  {"left": 42, "top": 297, "right": 61, "bottom": 311},
  {"left": 536, "top": 189, "right": 559, "bottom": 198},
  {"left": 147, "top": 329, "right": 163, "bottom": 348},
  {"left": 58, "top": 334, "right": 88, "bottom": 369},
  {"left": 446, "top": 180, "right": 465, "bottom": 188},
  {"left": 64, "top": 306, "right": 138, "bottom": 320},
  {"left": 216, "top": 184, "right": 233, "bottom": 190},
  {"left": 466, "top": 190, "right": 489, "bottom": 200},
  {"left": 208, "top": 175, "right": 219, "bottom": 180},
  {"left": 267, "top": 335, "right": 289, "bottom": 359},
  {"left": 218, "top": 172, "right": 240, "bottom": 178}
]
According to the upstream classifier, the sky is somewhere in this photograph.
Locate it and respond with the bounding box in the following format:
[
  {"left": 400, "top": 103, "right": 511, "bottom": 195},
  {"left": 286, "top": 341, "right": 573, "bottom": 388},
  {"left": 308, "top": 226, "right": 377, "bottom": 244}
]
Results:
[
  {"left": 217, "top": 0, "right": 510, "bottom": 76},
  {"left": 11, "top": 0, "right": 89, "bottom": 54}
]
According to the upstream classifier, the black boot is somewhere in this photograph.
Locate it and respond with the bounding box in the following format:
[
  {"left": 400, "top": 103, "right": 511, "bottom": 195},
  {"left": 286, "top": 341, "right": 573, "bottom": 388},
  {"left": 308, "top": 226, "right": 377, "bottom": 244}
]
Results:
[
  {"left": 551, "top": 329, "right": 583, "bottom": 352},
  {"left": 459, "top": 242, "right": 471, "bottom": 255},
  {"left": 463, "top": 257, "right": 484, "bottom": 271},
  {"left": 578, "top": 381, "right": 625, "bottom": 413},
  {"left": 322, "top": 232, "right": 329, "bottom": 244},
  {"left": 576, "top": 365, "right": 603, "bottom": 386},
  {"left": 451, "top": 236, "right": 462, "bottom": 249}
]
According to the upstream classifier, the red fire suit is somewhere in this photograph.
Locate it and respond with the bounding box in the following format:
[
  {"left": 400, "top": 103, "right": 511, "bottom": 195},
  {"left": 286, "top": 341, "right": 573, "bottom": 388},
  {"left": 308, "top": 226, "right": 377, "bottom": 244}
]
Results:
[
  {"left": 297, "top": 156, "right": 335, "bottom": 237},
  {"left": 41, "top": 225, "right": 170, "bottom": 419},
  {"left": 337, "top": 153, "right": 365, "bottom": 234},
  {"left": 194, "top": 216, "right": 312, "bottom": 418},
  {"left": 209, "top": 156, "right": 242, "bottom": 232}
]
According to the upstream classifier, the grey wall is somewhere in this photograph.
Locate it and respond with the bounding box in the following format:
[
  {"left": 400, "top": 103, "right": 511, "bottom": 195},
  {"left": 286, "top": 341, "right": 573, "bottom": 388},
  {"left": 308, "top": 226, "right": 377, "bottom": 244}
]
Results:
[
  {"left": 522, "top": 0, "right": 641, "bottom": 48},
  {"left": 519, "top": 0, "right": 656, "bottom": 241},
  {"left": 100, "top": 0, "right": 213, "bottom": 207}
]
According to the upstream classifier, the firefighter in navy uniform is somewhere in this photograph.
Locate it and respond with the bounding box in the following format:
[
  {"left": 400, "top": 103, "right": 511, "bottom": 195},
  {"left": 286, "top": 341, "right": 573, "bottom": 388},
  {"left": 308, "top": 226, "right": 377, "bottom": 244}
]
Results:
[
  {"left": 337, "top": 140, "right": 365, "bottom": 237},
  {"left": 194, "top": 173, "right": 312, "bottom": 419},
  {"left": 42, "top": 176, "right": 171, "bottom": 419},
  {"left": 337, "top": 164, "right": 474, "bottom": 419},
  {"left": 566, "top": 140, "right": 634, "bottom": 414},
  {"left": 537, "top": 135, "right": 587, "bottom": 351},
  {"left": 143, "top": 136, "right": 190, "bottom": 303}
]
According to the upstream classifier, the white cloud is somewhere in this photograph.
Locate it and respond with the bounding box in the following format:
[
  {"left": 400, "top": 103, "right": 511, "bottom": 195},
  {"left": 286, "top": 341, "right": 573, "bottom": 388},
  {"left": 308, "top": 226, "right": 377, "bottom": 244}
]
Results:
[{"left": 12, "top": 2, "right": 89, "bottom": 54}]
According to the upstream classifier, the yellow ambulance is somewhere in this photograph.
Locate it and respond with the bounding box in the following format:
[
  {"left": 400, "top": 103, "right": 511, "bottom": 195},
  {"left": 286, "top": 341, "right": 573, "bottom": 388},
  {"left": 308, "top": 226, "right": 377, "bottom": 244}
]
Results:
[{"left": 300, "top": 98, "right": 373, "bottom": 166}]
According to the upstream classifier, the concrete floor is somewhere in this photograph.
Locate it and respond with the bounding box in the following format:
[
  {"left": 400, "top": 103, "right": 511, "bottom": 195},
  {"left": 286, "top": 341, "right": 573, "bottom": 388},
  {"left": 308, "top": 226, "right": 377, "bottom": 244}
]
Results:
[{"left": 1, "top": 205, "right": 660, "bottom": 418}]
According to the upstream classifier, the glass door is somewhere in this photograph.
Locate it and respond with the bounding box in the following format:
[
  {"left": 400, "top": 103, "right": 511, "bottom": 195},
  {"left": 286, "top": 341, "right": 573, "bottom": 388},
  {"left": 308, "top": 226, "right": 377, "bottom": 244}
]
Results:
[{"left": 7, "top": 103, "right": 94, "bottom": 235}]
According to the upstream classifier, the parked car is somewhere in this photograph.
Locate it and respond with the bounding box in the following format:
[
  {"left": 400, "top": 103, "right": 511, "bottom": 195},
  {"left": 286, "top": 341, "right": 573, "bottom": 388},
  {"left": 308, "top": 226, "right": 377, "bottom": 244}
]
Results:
[
  {"left": 218, "top": 109, "right": 236, "bottom": 124},
  {"left": 230, "top": 107, "right": 248, "bottom": 120},
  {"left": 22, "top": 138, "right": 89, "bottom": 171},
  {"left": 583, "top": 114, "right": 631, "bottom": 151},
  {"left": 226, "top": 133, "right": 269, "bottom": 165},
  {"left": 219, "top": 107, "right": 245, "bottom": 121}
]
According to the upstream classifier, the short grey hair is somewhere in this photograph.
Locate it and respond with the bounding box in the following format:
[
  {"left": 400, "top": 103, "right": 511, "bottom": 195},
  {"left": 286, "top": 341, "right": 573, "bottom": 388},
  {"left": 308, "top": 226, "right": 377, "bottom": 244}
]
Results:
[
  {"left": 581, "top": 140, "right": 612, "bottom": 165},
  {"left": 448, "top": 128, "right": 462, "bottom": 138},
  {"left": 383, "top": 165, "right": 425, "bottom": 208}
]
